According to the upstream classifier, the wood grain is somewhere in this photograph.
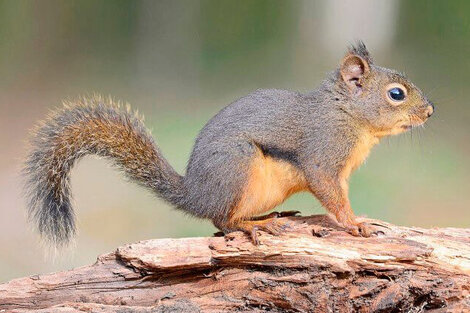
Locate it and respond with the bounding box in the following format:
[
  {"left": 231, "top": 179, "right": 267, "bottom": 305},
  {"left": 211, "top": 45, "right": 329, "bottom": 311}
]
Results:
[{"left": 1, "top": 215, "right": 469, "bottom": 312}]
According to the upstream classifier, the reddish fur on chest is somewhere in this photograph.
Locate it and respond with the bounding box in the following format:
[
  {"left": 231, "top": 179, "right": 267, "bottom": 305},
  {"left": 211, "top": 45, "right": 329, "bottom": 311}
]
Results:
[{"left": 339, "top": 133, "right": 379, "bottom": 191}]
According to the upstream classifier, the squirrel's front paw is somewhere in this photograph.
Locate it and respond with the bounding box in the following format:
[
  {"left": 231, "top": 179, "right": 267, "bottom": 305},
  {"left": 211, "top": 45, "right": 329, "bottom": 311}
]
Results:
[{"left": 357, "top": 222, "right": 374, "bottom": 237}]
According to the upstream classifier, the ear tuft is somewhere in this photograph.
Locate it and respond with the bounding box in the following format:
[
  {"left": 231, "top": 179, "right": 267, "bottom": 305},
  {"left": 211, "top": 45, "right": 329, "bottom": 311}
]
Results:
[{"left": 348, "top": 40, "right": 373, "bottom": 65}]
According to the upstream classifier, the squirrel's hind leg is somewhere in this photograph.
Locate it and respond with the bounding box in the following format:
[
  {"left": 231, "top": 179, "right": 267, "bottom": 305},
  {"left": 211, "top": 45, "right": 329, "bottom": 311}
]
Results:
[{"left": 210, "top": 142, "right": 307, "bottom": 244}]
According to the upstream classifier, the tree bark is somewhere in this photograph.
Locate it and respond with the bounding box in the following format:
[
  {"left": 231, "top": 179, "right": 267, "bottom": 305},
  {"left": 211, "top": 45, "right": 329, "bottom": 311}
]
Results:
[{"left": 1, "top": 215, "right": 469, "bottom": 312}]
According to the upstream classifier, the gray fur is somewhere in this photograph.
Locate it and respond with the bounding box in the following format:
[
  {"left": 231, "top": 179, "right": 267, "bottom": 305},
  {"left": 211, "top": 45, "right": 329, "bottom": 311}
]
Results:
[
  {"left": 184, "top": 86, "right": 363, "bottom": 224},
  {"left": 24, "top": 42, "right": 432, "bottom": 245}
]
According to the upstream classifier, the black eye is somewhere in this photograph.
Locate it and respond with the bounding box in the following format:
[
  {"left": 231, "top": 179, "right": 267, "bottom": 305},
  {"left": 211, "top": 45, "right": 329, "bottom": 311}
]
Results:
[{"left": 388, "top": 87, "right": 406, "bottom": 101}]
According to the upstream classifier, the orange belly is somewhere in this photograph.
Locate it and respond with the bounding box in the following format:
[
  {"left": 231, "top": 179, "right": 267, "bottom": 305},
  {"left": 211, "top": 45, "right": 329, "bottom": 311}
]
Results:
[{"left": 228, "top": 151, "right": 308, "bottom": 224}]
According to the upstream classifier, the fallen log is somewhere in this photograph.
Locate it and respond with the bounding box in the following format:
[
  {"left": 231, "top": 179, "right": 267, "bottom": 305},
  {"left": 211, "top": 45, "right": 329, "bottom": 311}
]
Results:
[{"left": 1, "top": 214, "right": 469, "bottom": 312}]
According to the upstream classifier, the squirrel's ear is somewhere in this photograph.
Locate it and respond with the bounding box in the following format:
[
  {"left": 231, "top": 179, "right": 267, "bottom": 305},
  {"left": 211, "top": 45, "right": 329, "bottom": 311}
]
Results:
[{"left": 340, "top": 54, "right": 370, "bottom": 93}]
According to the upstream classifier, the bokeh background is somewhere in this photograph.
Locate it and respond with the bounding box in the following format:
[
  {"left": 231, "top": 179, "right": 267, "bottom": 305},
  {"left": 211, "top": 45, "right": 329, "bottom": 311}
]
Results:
[{"left": 1, "top": 0, "right": 469, "bottom": 282}]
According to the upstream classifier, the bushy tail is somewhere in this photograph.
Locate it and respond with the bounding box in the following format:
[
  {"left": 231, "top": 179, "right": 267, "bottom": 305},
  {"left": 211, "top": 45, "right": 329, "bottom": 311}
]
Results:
[{"left": 23, "top": 96, "right": 185, "bottom": 247}]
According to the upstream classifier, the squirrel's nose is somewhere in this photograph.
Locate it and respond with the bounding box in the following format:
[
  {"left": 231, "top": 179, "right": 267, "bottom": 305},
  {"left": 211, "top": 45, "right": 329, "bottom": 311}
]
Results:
[{"left": 425, "top": 102, "right": 434, "bottom": 118}]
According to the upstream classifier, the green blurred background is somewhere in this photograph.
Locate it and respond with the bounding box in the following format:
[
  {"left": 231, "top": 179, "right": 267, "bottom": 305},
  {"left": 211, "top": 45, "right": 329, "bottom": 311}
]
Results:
[{"left": 0, "top": 0, "right": 469, "bottom": 282}]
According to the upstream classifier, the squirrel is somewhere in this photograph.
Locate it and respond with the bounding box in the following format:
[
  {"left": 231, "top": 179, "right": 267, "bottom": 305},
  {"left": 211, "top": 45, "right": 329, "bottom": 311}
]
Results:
[{"left": 23, "top": 41, "right": 434, "bottom": 246}]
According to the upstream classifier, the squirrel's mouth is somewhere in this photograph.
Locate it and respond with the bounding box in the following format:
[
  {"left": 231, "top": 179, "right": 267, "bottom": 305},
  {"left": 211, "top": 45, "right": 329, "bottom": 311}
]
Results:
[
  {"left": 401, "top": 114, "right": 427, "bottom": 130},
  {"left": 375, "top": 114, "right": 429, "bottom": 137}
]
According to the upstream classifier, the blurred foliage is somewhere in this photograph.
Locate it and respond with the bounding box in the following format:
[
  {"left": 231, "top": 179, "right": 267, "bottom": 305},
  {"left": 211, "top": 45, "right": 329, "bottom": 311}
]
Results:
[
  {"left": 199, "top": 0, "right": 294, "bottom": 67},
  {"left": 396, "top": 0, "right": 470, "bottom": 101},
  {"left": 399, "top": 0, "right": 470, "bottom": 45}
]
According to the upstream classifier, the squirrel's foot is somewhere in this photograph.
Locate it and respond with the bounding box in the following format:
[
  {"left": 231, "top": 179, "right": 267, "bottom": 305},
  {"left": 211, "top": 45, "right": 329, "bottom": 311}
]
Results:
[
  {"left": 230, "top": 219, "right": 290, "bottom": 245},
  {"left": 343, "top": 221, "right": 381, "bottom": 237},
  {"left": 250, "top": 210, "right": 301, "bottom": 221},
  {"left": 335, "top": 210, "right": 381, "bottom": 237}
]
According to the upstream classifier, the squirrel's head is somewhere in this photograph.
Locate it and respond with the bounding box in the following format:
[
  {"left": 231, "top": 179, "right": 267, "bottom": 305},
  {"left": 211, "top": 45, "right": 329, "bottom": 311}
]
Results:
[{"left": 335, "top": 41, "right": 434, "bottom": 137}]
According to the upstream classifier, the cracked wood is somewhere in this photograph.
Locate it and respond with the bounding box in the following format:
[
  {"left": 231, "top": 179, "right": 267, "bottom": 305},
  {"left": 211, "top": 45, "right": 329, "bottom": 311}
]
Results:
[{"left": 1, "top": 214, "right": 469, "bottom": 312}]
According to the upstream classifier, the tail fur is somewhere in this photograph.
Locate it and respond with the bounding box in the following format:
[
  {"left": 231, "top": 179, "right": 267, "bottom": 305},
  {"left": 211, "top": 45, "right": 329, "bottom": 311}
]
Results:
[{"left": 23, "top": 96, "right": 185, "bottom": 247}]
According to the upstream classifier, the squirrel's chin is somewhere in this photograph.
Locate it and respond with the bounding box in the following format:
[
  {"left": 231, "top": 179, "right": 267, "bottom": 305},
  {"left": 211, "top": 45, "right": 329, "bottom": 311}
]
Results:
[
  {"left": 390, "top": 122, "right": 424, "bottom": 135},
  {"left": 401, "top": 125, "right": 413, "bottom": 131},
  {"left": 377, "top": 126, "right": 410, "bottom": 137}
]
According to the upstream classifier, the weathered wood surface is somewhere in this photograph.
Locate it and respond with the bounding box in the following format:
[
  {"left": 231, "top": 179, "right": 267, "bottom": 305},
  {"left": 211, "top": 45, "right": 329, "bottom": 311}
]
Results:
[{"left": 1, "top": 214, "right": 470, "bottom": 312}]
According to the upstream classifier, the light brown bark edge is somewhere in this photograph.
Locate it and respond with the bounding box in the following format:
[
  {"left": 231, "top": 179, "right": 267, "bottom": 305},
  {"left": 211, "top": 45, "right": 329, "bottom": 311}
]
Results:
[{"left": 1, "top": 214, "right": 469, "bottom": 312}]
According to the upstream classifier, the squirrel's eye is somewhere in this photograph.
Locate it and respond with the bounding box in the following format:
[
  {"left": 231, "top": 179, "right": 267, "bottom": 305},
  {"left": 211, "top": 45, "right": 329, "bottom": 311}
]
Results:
[
  {"left": 385, "top": 83, "right": 408, "bottom": 106},
  {"left": 388, "top": 87, "right": 406, "bottom": 102}
]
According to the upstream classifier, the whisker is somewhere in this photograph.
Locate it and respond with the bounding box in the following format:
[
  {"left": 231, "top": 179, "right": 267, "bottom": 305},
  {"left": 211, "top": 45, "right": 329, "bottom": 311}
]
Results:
[{"left": 409, "top": 115, "right": 413, "bottom": 144}]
